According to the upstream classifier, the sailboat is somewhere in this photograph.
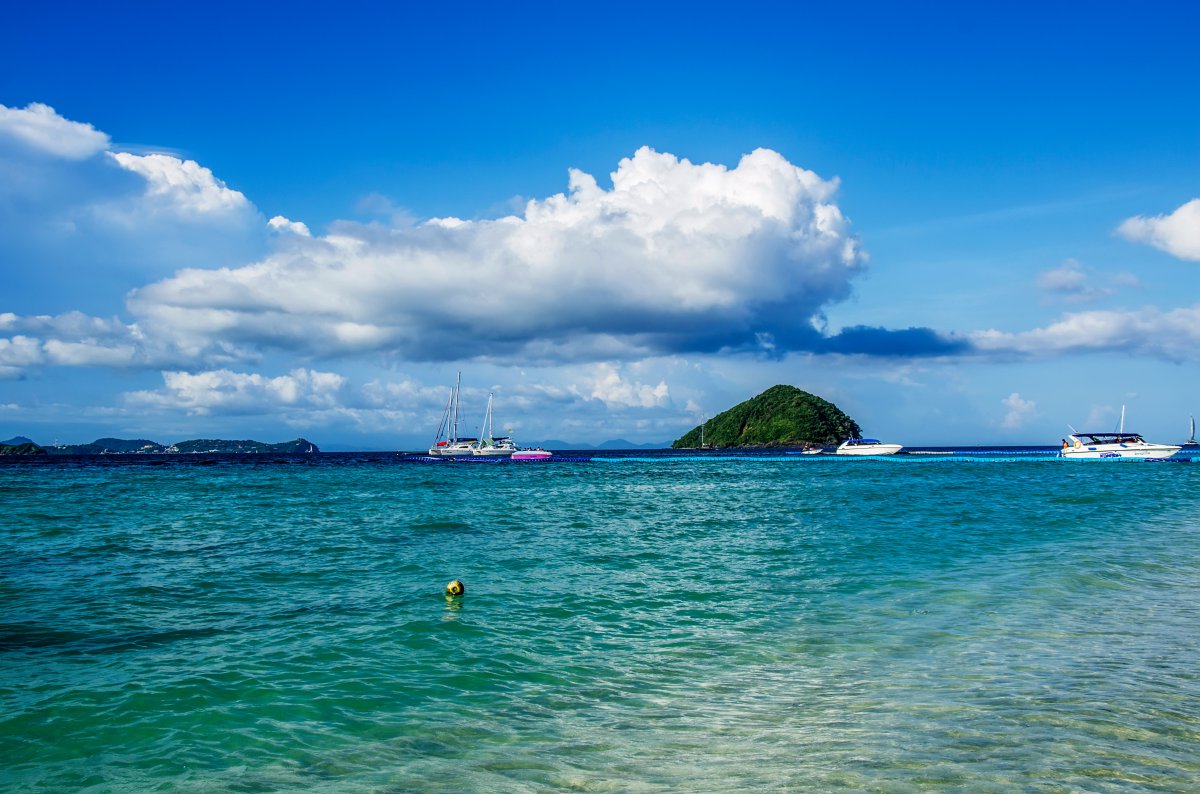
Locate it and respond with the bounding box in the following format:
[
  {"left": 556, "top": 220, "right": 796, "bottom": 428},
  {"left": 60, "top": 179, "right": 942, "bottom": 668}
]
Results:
[
  {"left": 428, "top": 373, "right": 479, "bottom": 456},
  {"left": 1183, "top": 415, "right": 1198, "bottom": 449},
  {"left": 472, "top": 393, "right": 518, "bottom": 457}
]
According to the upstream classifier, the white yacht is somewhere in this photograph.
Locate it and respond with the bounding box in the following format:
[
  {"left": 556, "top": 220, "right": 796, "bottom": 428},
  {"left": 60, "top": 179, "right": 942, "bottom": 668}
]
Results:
[
  {"left": 473, "top": 393, "right": 517, "bottom": 457},
  {"left": 428, "top": 373, "right": 478, "bottom": 457},
  {"left": 1059, "top": 432, "right": 1180, "bottom": 459},
  {"left": 835, "top": 438, "right": 903, "bottom": 456},
  {"left": 1059, "top": 406, "right": 1180, "bottom": 459}
]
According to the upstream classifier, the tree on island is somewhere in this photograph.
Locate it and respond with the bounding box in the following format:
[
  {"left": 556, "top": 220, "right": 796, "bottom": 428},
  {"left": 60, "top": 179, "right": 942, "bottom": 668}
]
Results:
[{"left": 673, "top": 385, "right": 861, "bottom": 448}]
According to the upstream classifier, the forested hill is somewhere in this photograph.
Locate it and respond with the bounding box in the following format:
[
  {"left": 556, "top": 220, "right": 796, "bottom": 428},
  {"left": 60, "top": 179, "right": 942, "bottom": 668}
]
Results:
[{"left": 673, "top": 385, "right": 861, "bottom": 448}]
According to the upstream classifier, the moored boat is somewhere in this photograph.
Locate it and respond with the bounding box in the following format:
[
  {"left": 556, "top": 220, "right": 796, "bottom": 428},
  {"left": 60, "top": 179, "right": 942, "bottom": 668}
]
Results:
[
  {"left": 1059, "top": 406, "right": 1180, "bottom": 459},
  {"left": 473, "top": 393, "right": 518, "bottom": 457},
  {"left": 835, "top": 438, "right": 903, "bottom": 456},
  {"left": 511, "top": 448, "right": 553, "bottom": 461},
  {"left": 429, "top": 373, "right": 478, "bottom": 457},
  {"left": 1059, "top": 432, "right": 1180, "bottom": 459}
]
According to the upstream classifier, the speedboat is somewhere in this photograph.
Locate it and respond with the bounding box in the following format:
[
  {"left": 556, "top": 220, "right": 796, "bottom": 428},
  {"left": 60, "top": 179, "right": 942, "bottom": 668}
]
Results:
[
  {"left": 1059, "top": 432, "right": 1180, "bottom": 459},
  {"left": 835, "top": 438, "right": 902, "bottom": 456},
  {"left": 1059, "top": 405, "right": 1181, "bottom": 459},
  {"left": 511, "top": 448, "right": 553, "bottom": 461}
]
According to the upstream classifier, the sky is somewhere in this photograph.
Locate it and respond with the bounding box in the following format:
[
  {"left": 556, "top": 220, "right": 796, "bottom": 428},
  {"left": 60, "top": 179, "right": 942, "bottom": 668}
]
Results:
[{"left": 2, "top": 1, "right": 1199, "bottom": 449}]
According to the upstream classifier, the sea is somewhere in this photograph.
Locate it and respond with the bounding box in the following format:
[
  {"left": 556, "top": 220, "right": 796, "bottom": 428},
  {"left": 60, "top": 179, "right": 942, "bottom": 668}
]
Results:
[{"left": 3, "top": 448, "right": 1199, "bottom": 792}]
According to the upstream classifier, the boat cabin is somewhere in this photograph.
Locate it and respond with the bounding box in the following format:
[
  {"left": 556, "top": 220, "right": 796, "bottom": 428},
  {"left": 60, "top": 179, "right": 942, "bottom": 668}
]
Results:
[{"left": 1068, "top": 433, "right": 1146, "bottom": 446}]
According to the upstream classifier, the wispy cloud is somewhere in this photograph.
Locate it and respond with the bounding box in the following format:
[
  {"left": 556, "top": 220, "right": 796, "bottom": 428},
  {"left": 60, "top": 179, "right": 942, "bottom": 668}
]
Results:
[
  {"left": 973, "top": 304, "right": 1200, "bottom": 361},
  {"left": 1034, "top": 258, "right": 1139, "bottom": 304}
]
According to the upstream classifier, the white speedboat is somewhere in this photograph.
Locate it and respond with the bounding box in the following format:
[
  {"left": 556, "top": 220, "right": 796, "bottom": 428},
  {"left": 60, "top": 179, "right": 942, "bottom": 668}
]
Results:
[
  {"left": 1059, "top": 405, "right": 1180, "bottom": 459},
  {"left": 835, "top": 438, "right": 903, "bottom": 456},
  {"left": 1059, "top": 432, "right": 1180, "bottom": 459}
]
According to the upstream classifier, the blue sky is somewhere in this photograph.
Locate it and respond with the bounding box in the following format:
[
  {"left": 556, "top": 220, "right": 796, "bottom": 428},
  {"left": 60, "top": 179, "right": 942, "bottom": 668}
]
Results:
[{"left": 3, "top": 1, "right": 1199, "bottom": 449}]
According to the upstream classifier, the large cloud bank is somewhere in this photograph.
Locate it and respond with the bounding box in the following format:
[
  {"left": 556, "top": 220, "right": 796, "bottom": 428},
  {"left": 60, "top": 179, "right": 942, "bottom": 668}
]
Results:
[
  {"left": 127, "top": 146, "right": 870, "bottom": 363},
  {"left": 0, "top": 102, "right": 264, "bottom": 309}
]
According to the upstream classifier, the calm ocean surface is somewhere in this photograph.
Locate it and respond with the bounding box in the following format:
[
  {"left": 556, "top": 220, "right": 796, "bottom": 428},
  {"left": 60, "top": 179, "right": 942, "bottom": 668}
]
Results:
[{"left": 3, "top": 451, "right": 1199, "bottom": 792}]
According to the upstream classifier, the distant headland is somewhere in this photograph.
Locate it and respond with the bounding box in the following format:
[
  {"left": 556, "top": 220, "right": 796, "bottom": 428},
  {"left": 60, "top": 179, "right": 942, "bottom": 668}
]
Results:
[
  {"left": 673, "top": 385, "right": 861, "bottom": 449},
  {"left": 0, "top": 436, "right": 319, "bottom": 456}
]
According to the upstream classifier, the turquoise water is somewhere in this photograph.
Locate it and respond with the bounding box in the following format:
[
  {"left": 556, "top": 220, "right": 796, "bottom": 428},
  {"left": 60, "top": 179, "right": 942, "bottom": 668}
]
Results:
[{"left": 3, "top": 455, "right": 1200, "bottom": 791}]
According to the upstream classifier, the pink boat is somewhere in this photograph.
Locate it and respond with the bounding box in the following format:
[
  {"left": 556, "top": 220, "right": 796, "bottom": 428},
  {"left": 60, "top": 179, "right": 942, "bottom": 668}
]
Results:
[{"left": 511, "top": 448, "right": 553, "bottom": 461}]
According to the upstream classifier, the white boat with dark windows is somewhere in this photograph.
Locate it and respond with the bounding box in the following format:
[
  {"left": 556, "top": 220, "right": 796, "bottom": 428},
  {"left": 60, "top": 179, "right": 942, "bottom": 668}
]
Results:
[
  {"left": 428, "top": 373, "right": 479, "bottom": 457},
  {"left": 1059, "top": 432, "right": 1180, "bottom": 459},
  {"left": 472, "top": 393, "right": 518, "bottom": 457},
  {"left": 1059, "top": 406, "right": 1180, "bottom": 459},
  {"left": 835, "top": 438, "right": 903, "bottom": 456}
]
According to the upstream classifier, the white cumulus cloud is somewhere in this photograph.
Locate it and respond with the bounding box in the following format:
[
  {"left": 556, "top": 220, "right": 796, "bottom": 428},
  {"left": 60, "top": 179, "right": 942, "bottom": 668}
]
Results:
[
  {"left": 125, "top": 368, "right": 347, "bottom": 415},
  {"left": 0, "top": 102, "right": 110, "bottom": 159},
  {"left": 0, "top": 104, "right": 267, "bottom": 311},
  {"left": 1117, "top": 198, "right": 1200, "bottom": 261},
  {"left": 268, "top": 215, "right": 312, "bottom": 236},
  {"left": 108, "top": 152, "right": 252, "bottom": 216},
  {"left": 578, "top": 363, "right": 670, "bottom": 408},
  {"left": 127, "top": 146, "right": 866, "bottom": 363},
  {"left": 1000, "top": 392, "right": 1036, "bottom": 429}
]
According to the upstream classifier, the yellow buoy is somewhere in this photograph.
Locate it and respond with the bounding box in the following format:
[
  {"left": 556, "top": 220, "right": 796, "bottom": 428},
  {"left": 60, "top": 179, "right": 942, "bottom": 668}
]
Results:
[{"left": 445, "top": 579, "right": 465, "bottom": 596}]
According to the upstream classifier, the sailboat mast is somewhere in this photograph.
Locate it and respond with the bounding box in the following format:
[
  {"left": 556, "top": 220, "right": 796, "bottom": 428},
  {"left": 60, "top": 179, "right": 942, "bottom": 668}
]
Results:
[
  {"left": 451, "top": 371, "right": 461, "bottom": 441},
  {"left": 482, "top": 393, "right": 494, "bottom": 443},
  {"left": 1119, "top": 404, "right": 1125, "bottom": 434}
]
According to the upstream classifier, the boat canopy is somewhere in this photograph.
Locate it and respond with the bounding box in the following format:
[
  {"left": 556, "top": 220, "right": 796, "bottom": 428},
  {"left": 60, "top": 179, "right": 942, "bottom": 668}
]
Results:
[
  {"left": 1070, "top": 432, "right": 1144, "bottom": 444},
  {"left": 845, "top": 438, "right": 881, "bottom": 445}
]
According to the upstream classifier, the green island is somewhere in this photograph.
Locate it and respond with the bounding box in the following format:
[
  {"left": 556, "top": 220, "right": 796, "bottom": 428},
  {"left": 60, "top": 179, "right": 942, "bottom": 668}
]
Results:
[
  {"left": 0, "top": 441, "right": 48, "bottom": 456},
  {"left": 0, "top": 436, "right": 319, "bottom": 455},
  {"left": 673, "top": 384, "right": 861, "bottom": 449}
]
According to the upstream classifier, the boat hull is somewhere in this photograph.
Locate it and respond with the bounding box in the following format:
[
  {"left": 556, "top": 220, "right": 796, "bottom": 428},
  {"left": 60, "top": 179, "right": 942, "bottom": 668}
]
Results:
[
  {"left": 836, "top": 443, "right": 902, "bottom": 456},
  {"left": 511, "top": 450, "right": 553, "bottom": 461},
  {"left": 1060, "top": 444, "right": 1180, "bottom": 460},
  {"left": 473, "top": 445, "right": 515, "bottom": 457},
  {"left": 428, "top": 441, "right": 479, "bottom": 457}
]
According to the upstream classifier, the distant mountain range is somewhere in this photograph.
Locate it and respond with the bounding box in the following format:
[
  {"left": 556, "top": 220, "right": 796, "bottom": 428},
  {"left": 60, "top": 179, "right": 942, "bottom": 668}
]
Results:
[
  {"left": 0, "top": 436, "right": 319, "bottom": 455},
  {"left": 0, "top": 435, "right": 667, "bottom": 456}
]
